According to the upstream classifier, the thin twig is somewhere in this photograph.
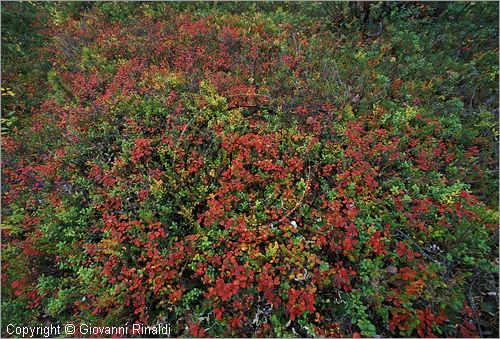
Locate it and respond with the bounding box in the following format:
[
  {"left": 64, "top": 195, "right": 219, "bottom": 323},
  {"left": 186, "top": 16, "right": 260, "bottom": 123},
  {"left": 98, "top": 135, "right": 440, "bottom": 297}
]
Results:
[
  {"left": 267, "top": 165, "right": 312, "bottom": 228},
  {"left": 332, "top": 59, "right": 344, "bottom": 88},
  {"left": 367, "top": 21, "right": 383, "bottom": 37},
  {"left": 395, "top": 228, "right": 440, "bottom": 264}
]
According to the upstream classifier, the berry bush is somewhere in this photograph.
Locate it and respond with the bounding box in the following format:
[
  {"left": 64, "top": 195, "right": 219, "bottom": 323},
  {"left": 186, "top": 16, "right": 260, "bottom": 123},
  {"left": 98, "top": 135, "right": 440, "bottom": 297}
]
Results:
[{"left": 1, "top": 2, "right": 498, "bottom": 338}]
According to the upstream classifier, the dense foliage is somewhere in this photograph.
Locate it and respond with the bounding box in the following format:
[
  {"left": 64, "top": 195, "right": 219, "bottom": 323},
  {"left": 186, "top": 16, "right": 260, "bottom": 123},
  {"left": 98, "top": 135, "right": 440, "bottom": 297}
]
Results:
[{"left": 2, "top": 2, "right": 498, "bottom": 338}]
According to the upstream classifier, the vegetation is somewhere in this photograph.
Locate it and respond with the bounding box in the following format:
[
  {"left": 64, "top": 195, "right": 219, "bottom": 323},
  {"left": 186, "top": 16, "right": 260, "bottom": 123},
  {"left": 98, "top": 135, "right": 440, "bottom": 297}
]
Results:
[{"left": 1, "top": 2, "right": 498, "bottom": 337}]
